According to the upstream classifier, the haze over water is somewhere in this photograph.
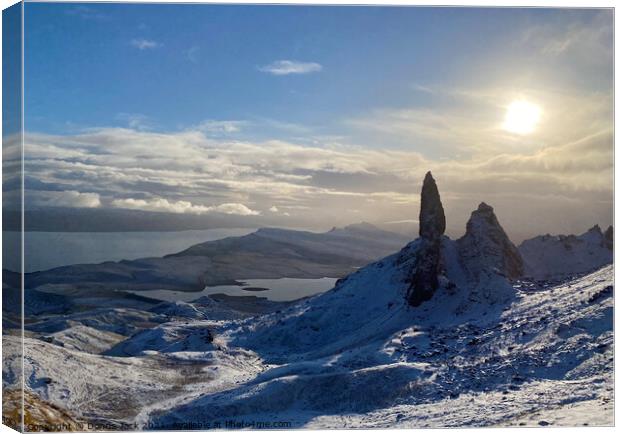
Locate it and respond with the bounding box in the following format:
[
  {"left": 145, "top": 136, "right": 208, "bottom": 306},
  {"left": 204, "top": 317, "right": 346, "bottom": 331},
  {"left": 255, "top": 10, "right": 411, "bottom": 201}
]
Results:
[{"left": 4, "top": 228, "right": 256, "bottom": 272}]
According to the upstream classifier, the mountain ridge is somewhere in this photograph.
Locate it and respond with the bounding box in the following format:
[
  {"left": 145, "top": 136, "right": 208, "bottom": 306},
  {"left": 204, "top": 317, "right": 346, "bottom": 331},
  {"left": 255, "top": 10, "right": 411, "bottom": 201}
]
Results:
[
  {"left": 21, "top": 224, "right": 410, "bottom": 292},
  {"left": 519, "top": 224, "right": 613, "bottom": 280}
]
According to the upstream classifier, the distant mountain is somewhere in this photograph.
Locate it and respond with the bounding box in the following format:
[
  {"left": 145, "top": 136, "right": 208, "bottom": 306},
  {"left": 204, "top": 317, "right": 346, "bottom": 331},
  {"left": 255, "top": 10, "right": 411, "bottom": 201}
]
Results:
[
  {"left": 519, "top": 225, "right": 613, "bottom": 280},
  {"left": 23, "top": 224, "right": 410, "bottom": 291},
  {"left": 173, "top": 222, "right": 408, "bottom": 264}
]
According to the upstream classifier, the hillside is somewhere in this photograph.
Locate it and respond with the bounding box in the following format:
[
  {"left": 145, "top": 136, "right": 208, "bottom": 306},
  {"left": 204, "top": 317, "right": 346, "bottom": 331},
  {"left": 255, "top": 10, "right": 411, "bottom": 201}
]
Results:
[
  {"left": 4, "top": 246, "right": 613, "bottom": 429},
  {"left": 3, "top": 172, "right": 612, "bottom": 429},
  {"left": 23, "top": 223, "right": 410, "bottom": 291}
]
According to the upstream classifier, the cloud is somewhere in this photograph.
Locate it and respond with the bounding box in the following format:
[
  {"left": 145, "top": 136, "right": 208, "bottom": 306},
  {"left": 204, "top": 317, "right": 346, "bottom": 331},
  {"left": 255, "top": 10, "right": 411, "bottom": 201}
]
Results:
[
  {"left": 111, "top": 197, "right": 259, "bottom": 216},
  {"left": 193, "top": 120, "right": 246, "bottom": 135},
  {"left": 384, "top": 219, "right": 418, "bottom": 224},
  {"left": 522, "top": 11, "right": 611, "bottom": 60},
  {"left": 22, "top": 69, "right": 612, "bottom": 238},
  {"left": 116, "top": 113, "right": 150, "bottom": 130},
  {"left": 185, "top": 46, "right": 200, "bottom": 63},
  {"left": 346, "top": 82, "right": 611, "bottom": 160},
  {"left": 269, "top": 206, "right": 290, "bottom": 216},
  {"left": 131, "top": 39, "right": 160, "bottom": 50},
  {"left": 411, "top": 84, "right": 435, "bottom": 94},
  {"left": 27, "top": 190, "right": 101, "bottom": 209},
  {"left": 24, "top": 120, "right": 609, "bottom": 224},
  {"left": 19, "top": 9, "right": 612, "bottom": 237},
  {"left": 215, "top": 203, "right": 260, "bottom": 216},
  {"left": 65, "top": 6, "right": 107, "bottom": 21},
  {"left": 258, "top": 60, "right": 322, "bottom": 75}
]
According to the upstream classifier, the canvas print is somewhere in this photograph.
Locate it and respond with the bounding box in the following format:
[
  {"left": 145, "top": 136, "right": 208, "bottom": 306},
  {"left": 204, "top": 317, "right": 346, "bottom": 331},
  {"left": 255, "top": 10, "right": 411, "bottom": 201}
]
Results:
[{"left": 1, "top": 2, "right": 614, "bottom": 431}]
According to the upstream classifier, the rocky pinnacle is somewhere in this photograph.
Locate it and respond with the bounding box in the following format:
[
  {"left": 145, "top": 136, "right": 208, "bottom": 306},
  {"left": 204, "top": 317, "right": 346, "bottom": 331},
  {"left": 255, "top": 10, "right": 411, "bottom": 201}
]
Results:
[
  {"left": 419, "top": 171, "right": 446, "bottom": 239},
  {"left": 457, "top": 202, "right": 524, "bottom": 280},
  {"left": 407, "top": 171, "right": 445, "bottom": 307}
]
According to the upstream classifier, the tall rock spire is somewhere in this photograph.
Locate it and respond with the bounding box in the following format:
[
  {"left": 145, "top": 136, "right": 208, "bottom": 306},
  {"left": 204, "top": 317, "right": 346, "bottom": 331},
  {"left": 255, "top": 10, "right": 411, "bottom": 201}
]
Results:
[
  {"left": 406, "top": 171, "right": 445, "bottom": 306},
  {"left": 419, "top": 171, "right": 446, "bottom": 240}
]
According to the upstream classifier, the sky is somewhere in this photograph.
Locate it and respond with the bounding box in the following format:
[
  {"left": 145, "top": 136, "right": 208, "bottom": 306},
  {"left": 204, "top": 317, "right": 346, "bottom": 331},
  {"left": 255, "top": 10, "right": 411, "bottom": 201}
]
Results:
[{"left": 13, "top": 3, "right": 614, "bottom": 240}]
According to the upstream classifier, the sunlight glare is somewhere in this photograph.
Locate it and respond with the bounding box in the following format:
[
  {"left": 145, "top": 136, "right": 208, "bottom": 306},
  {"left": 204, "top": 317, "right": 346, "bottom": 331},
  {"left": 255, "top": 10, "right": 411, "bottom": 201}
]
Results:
[{"left": 502, "top": 100, "right": 541, "bottom": 135}]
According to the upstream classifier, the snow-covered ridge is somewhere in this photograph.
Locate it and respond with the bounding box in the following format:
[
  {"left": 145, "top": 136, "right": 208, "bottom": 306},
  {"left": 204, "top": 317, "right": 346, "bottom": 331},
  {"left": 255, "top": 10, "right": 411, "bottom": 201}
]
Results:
[{"left": 519, "top": 224, "right": 613, "bottom": 280}]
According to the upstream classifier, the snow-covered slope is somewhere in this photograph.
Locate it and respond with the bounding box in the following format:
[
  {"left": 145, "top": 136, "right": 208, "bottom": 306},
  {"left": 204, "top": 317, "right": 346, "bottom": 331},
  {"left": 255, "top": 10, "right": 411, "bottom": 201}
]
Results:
[
  {"left": 145, "top": 265, "right": 613, "bottom": 428},
  {"left": 26, "top": 307, "right": 167, "bottom": 337},
  {"left": 519, "top": 225, "right": 613, "bottom": 280},
  {"left": 46, "top": 325, "right": 127, "bottom": 354},
  {"left": 7, "top": 264, "right": 612, "bottom": 428},
  {"left": 3, "top": 173, "right": 613, "bottom": 429},
  {"left": 3, "top": 335, "right": 264, "bottom": 427}
]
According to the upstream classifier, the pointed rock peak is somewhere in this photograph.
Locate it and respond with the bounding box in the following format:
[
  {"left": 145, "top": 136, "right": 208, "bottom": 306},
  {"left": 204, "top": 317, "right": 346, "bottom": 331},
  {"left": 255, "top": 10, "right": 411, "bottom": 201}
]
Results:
[
  {"left": 587, "top": 224, "right": 603, "bottom": 235},
  {"left": 419, "top": 171, "right": 446, "bottom": 240},
  {"left": 476, "top": 202, "right": 493, "bottom": 213},
  {"left": 464, "top": 202, "right": 502, "bottom": 238},
  {"left": 464, "top": 203, "right": 511, "bottom": 237},
  {"left": 459, "top": 202, "right": 524, "bottom": 279}
]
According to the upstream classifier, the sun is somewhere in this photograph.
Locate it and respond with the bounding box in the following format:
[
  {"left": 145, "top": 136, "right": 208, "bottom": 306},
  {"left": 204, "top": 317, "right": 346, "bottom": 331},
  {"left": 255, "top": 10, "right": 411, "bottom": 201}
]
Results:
[{"left": 502, "top": 100, "right": 541, "bottom": 135}]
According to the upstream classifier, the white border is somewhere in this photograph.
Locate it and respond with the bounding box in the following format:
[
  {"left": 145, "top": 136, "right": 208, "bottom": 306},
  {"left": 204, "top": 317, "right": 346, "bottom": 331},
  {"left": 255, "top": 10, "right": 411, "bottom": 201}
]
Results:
[{"left": 0, "top": 1, "right": 616, "bottom": 434}]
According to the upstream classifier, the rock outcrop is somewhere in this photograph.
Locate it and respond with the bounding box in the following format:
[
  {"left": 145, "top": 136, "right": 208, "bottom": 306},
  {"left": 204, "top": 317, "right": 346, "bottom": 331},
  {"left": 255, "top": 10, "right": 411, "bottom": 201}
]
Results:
[
  {"left": 457, "top": 202, "right": 524, "bottom": 280},
  {"left": 406, "top": 172, "right": 445, "bottom": 306},
  {"left": 603, "top": 225, "right": 613, "bottom": 250},
  {"left": 403, "top": 173, "right": 532, "bottom": 307},
  {"left": 418, "top": 171, "right": 446, "bottom": 240}
]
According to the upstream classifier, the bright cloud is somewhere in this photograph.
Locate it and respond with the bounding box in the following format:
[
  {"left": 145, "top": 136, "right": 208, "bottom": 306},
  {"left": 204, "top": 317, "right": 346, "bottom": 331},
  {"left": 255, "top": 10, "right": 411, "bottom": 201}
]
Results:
[
  {"left": 22, "top": 99, "right": 612, "bottom": 239},
  {"left": 258, "top": 60, "right": 322, "bottom": 75},
  {"left": 111, "top": 197, "right": 259, "bottom": 216}
]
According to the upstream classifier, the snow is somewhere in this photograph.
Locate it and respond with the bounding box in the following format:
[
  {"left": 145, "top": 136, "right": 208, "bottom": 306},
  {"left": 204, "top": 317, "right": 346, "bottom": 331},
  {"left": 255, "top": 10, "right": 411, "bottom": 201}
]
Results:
[
  {"left": 519, "top": 226, "right": 612, "bottom": 280},
  {"left": 4, "top": 239, "right": 613, "bottom": 428},
  {"left": 47, "top": 325, "right": 126, "bottom": 354},
  {"left": 105, "top": 321, "right": 215, "bottom": 356},
  {"left": 146, "top": 263, "right": 613, "bottom": 428},
  {"left": 26, "top": 307, "right": 167, "bottom": 337}
]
